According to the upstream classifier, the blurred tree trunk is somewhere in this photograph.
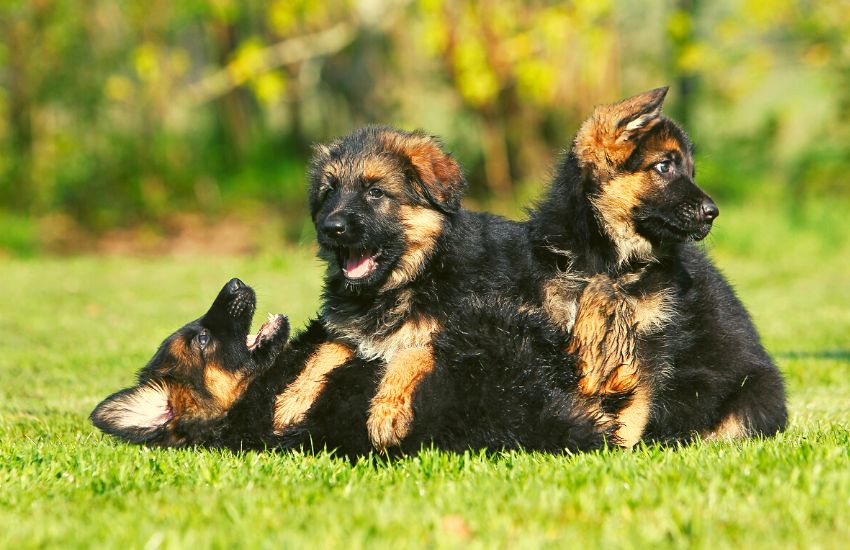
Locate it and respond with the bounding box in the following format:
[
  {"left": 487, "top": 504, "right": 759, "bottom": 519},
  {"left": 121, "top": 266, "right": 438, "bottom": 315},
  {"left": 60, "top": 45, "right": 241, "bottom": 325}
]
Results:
[
  {"left": 6, "top": 12, "right": 35, "bottom": 211},
  {"left": 285, "top": 64, "right": 310, "bottom": 154},
  {"left": 480, "top": 110, "right": 512, "bottom": 197},
  {"left": 438, "top": 5, "right": 515, "bottom": 198},
  {"left": 210, "top": 20, "right": 252, "bottom": 165},
  {"left": 670, "top": 0, "right": 700, "bottom": 129},
  {"left": 506, "top": 104, "right": 551, "bottom": 188}
]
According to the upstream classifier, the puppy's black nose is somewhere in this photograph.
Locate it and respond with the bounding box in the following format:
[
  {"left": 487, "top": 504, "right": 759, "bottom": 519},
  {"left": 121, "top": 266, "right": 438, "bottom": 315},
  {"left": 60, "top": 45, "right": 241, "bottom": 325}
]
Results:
[
  {"left": 700, "top": 199, "right": 719, "bottom": 223},
  {"left": 227, "top": 278, "right": 244, "bottom": 293},
  {"left": 321, "top": 215, "right": 347, "bottom": 238}
]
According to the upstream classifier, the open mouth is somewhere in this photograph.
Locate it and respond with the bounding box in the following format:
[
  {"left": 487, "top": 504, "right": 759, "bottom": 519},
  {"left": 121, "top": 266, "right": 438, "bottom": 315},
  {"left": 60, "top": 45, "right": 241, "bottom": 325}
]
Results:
[
  {"left": 339, "top": 248, "right": 382, "bottom": 281},
  {"left": 246, "top": 313, "right": 287, "bottom": 351}
]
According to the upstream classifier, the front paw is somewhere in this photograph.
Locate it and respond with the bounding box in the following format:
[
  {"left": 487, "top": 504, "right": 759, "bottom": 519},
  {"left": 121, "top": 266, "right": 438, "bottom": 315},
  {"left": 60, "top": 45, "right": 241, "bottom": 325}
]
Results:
[
  {"left": 367, "top": 398, "right": 413, "bottom": 451},
  {"left": 249, "top": 314, "right": 290, "bottom": 368}
]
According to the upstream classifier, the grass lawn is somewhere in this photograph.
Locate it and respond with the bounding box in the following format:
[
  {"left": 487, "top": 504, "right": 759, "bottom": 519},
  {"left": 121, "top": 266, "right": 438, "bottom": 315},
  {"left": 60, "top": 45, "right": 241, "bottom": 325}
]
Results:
[{"left": 1, "top": 200, "right": 848, "bottom": 548}]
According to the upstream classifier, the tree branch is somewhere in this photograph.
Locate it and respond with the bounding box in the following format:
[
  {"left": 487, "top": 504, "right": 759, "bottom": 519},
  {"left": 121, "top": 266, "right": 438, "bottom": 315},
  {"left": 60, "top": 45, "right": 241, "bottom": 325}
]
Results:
[{"left": 178, "top": 22, "right": 356, "bottom": 108}]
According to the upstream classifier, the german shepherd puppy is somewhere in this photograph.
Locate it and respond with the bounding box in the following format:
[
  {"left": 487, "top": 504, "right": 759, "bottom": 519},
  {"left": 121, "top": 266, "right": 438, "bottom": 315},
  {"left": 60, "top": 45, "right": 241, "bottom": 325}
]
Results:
[
  {"left": 90, "top": 278, "right": 290, "bottom": 447},
  {"left": 90, "top": 280, "right": 611, "bottom": 456},
  {"left": 273, "top": 126, "right": 550, "bottom": 451},
  {"left": 528, "top": 88, "right": 788, "bottom": 444}
]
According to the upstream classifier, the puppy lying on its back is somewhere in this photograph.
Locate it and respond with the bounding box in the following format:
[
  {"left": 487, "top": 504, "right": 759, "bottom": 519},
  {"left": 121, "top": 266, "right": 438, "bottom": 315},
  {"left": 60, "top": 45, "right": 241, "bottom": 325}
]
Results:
[
  {"left": 91, "top": 278, "right": 290, "bottom": 447},
  {"left": 91, "top": 279, "right": 612, "bottom": 456}
]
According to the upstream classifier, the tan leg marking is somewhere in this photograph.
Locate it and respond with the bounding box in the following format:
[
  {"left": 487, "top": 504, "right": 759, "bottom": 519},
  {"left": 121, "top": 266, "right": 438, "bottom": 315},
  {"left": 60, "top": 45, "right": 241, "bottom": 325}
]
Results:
[
  {"left": 367, "top": 346, "right": 435, "bottom": 450},
  {"left": 273, "top": 342, "right": 353, "bottom": 434},
  {"left": 569, "top": 275, "right": 654, "bottom": 447},
  {"left": 703, "top": 412, "right": 748, "bottom": 441},
  {"left": 614, "top": 383, "right": 653, "bottom": 448},
  {"left": 569, "top": 276, "right": 639, "bottom": 396}
]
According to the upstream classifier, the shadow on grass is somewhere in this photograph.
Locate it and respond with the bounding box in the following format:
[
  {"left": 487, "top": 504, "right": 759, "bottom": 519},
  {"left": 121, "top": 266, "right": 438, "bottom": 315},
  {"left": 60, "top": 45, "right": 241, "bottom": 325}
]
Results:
[{"left": 776, "top": 350, "right": 850, "bottom": 362}]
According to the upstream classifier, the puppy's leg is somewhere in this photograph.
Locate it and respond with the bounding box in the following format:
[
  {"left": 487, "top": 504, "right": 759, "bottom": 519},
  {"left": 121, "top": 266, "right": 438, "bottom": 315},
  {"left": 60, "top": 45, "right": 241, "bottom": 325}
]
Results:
[
  {"left": 569, "top": 276, "right": 637, "bottom": 394},
  {"left": 703, "top": 366, "right": 788, "bottom": 440},
  {"left": 273, "top": 341, "right": 353, "bottom": 434},
  {"left": 569, "top": 275, "right": 649, "bottom": 447},
  {"left": 608, "top": 383, "right": 652, "bottom": 447},
  {"left": 367, "top": 346, "right": 435, "bottom": 451}
]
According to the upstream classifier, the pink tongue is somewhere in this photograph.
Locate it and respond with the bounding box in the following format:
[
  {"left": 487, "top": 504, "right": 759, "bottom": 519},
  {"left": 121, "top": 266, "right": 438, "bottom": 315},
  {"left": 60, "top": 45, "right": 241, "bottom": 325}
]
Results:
[{"left": 345, "top": 253, "right": 375, "bottom": 279}]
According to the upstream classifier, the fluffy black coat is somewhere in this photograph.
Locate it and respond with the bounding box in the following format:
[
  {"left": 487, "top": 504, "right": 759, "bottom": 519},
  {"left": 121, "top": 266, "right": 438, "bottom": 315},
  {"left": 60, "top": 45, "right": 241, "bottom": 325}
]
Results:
[
  {"left": 215, "top": 300, "right": 611, "bottom": 457},
  {"left": 528, "top": 150, "right": 787, "bottom": 443},
  {"left": 92, "top": 107, "right": 786, "bottom": 453}
]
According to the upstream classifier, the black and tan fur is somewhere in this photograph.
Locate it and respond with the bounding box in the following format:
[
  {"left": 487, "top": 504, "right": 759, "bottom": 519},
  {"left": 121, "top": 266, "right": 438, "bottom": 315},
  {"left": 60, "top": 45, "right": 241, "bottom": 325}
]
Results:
[
  {"left": 93, "top": 93, "right": 787, "bottom": 453},
  {"left": 278, "top": 127, "right": 553, "bottom": 450},
  {"left": 91, "top": 128, "right": 616, "bottom": 455},
  {"left": 91, "top": 280, "right": 612, "bottom": 457},
  {"left": 90, "top": 279, "right": 290, "bottom": 447},
  {"left": 529, "top": 88, "right": 788, "bottom": 444}
]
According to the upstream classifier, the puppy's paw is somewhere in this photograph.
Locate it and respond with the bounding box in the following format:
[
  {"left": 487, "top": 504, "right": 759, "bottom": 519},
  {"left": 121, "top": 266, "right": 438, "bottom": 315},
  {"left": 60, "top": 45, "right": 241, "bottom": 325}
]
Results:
[
  {"left": 612, "top": 384, "right": 652, "bottom": 448},
  {"left": 272, "top": 392, "right": 309, "bottom": 435},
  {"left": 366, "top": 346, "right": 435, "bottom": 451},
  {"left": 367, "top": 398, "right": 413, "bottom": 451}
]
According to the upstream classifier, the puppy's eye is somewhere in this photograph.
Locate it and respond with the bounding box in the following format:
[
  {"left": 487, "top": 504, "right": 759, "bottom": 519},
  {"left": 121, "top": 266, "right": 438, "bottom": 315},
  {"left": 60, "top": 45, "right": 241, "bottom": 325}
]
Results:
[
  {"left": 197, "top": 330, "right": 210, "bottom": 349},
  {"left": 655, "top": 161, "right": 671, "bottom": 174},
  {"left": 367, "top": 188, "right": 385, "bottom": 199},
  {"left": 324, "top": 176, "right": 338, "bottom": 193}
]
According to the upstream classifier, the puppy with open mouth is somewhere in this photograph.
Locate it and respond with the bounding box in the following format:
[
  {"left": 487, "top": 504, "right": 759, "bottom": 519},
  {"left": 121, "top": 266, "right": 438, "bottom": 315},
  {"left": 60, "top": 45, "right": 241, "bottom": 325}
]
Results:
[
  {"left": 89, "top": 129, "right": 616, "bottom": 455},
  {"left": 278, "top": 126, "right": 574, "bottom": 450},
  {"left": 299, "top": 109, "right": 786, "bottom": 451}
]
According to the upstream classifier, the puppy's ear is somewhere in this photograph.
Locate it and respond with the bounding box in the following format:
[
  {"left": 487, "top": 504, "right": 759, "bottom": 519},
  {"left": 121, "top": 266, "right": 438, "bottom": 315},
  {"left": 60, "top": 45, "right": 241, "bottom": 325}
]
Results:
[
  {"left": 90, "top": 382, "right": 173, "bottom": 444},
  {"left": 574, "top": 87, "right": 668, "bottom": 178},
  {"left": 613, "top": 87, "right": 668, "bottom": 142},
  {"left": 381, "top": 130, "right": 467, "bottom": 213},
  {"left": 310, "top": 141, "right": 333, "bottom": 161}
]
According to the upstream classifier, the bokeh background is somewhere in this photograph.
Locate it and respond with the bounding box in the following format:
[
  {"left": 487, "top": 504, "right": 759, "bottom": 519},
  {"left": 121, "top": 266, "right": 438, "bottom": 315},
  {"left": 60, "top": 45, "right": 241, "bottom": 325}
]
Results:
[
  {"left": 1, "top": 0, "right": 848, "bottom": 254},
  {"left": 3, "top": 4, "right": 850, "bottom": 545}
]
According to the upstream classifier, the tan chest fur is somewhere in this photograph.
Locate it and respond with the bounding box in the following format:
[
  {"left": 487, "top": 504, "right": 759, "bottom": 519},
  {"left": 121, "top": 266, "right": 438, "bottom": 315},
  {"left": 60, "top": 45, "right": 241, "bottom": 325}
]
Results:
[
  {"left": 353, "top": 316, "right": 440, "bottom": 362},
  {"left": 325, "top": 288, "right": 440, "bottom": 362},
  {"left": 542, "top": 271, "right": 676, "bottom": 337},
  {"left": 575, "top": 274, "right": 677, "bottom": 447}
]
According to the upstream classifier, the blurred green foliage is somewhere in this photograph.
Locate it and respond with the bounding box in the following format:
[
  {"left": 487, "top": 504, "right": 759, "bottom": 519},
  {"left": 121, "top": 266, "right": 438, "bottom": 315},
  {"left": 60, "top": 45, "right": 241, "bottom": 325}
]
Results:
[{"left": 1, "top": 0, "right": 848, "bottom": 252}]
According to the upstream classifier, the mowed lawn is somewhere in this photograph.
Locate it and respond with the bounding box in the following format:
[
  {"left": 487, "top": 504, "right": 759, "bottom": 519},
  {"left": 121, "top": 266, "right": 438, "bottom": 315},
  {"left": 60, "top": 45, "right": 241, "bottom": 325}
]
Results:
[{"left": 1, "top": 201, "right": 848, "bottom": 548}]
